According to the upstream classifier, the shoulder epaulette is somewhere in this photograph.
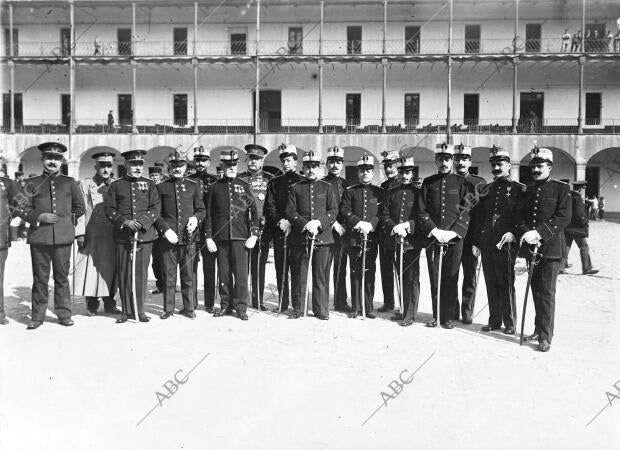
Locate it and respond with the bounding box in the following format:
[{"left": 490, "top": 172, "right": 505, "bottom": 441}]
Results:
[
  {"left": 110, "top": 178, "right": 122, "bottom": 184},
  {"left": 184, "top": 178, "right": 197, "bottom": 184},
  {"left": 552, "top": 179, "right": 568, "bottom": 185}
]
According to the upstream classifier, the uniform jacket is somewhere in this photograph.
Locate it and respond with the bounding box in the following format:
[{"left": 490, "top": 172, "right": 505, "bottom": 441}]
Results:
[
  {"left": 239, "top": 170, "right": 274, "bottom": 240},
  {"left": 104, "top": 175, "right": 160, "bottom": 243},
  {"left": 565, "top": 191, "right": 589, "bottom": 238},
  {"left": 264, "top": 171, "right": 303, "bottom": 242},
  {"left": 203, "top": 176, "right": 259, "bottom": 242},
  {"left": 155, "top": 177, "right": 205, "bottom": 244},
  {"left": 516, "top": 178, "right": 571, "bottom": 260},
  {"left": 286, "top": 178, "right": 338, "bottom": 246},
  {"left": 0, "top": 177, "right": 20, "bottom": 249},
  {"left": 381, "top": 183, "right": 424, "bottom": 250},
  {"left": 189, "top": 171, "right": 218, "bottom": 242},
  {"left": 471, "top": 176, "right": 525, "bottom": 252},
  {"left": 377, "top": 176, "right": 401, "bottom": 246},
  {"left": 20, "top": 172, "right": 85, "bottom": 246},
  {"left": 418, "top": 172, "right": 473, "bottom": 243},
  {"left": 339, "top": 183, "right": 383, "bottom": 247},
  {"left": 461, "top": 172, "right": 487, "bottom": 245}
]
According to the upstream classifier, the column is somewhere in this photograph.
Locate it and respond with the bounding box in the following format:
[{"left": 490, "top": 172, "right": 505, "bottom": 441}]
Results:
[
  {"left": 318, "top": 59, "right": 324, "bottom": 133},
  {"left": 69, "top": 0, "right": 75, "bottom": 134},
  {"left": 575, "top": 163, "right": 587, "bottom": 181},
  {"left": 9, "top": 4, "right": 14, "bottom": 133},
  {"left": 382, "top": 1, "right": 387, "bottom": 54},
  {"left": 193, "top": 58, "right": 199, "bottom": 134},
  {"left": 193, "top": 2, "right": 198, "bottom": 56},
  {"left": 254, "top": 0, "right": 261, "bottom": 137},
  {"left": 381, "top": 58, "right": 387, "bottom": 133},
  {"left": 511, "top": 57, "right": 519, "bottom": 133},
  {"left": 578, "top": 56, "right": 584, "bottom": 134},
  {"left": 446, "top": 0, "right": 453, "bottom": 143},
  {"left": 319, "top": 1, "right": 324, "bottom": 56},
  {"left": 131, "top": 3, "right": 137, "bottom": 134}
]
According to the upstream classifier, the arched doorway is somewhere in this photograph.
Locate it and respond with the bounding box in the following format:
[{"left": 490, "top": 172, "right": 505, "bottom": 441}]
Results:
[
  {"left": 587, "top": 147, "right": 620, "bottom": 212},
  {"left": 79, "top": 146, "right": 122, "bottom": 180},
  {"left": 519, "top": 147, "right": 576, "bottom": 185}
]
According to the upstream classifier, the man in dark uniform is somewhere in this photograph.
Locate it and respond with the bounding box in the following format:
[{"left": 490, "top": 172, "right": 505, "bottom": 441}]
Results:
[
  {"left": 19, "top": 142, "right": 85, "bottom": 329},
  {"left": 156, "top": 150, "right": 205, "bottom": 319},
  {"left": 418, "top": 143, "right": 473, "bottom": 329},
  {"left": 340, "top": 154, "right": 383, "bottom": 319},
  {"left": 1, "top": 174, "right": 19, "bottom": 325},
  {"left": 454, "top": 144, "right": 486, "bottom": 324},
  {"left": 322, "top": 145, "right": 351, "bottom": 313},
  {"left": 264, "top": 144, "right": 303, "bottom": 312},
  {"left": 517, "top": 147, "right": 571, "bottom": 352},
  {"left": 239, "top": 144, "right": 273, "bottom": 310},
  {"left": 204, "top": 149, "right": 258, "bottom": 320},
  {"left": 377, "top": 150, "right": 401, "bottom": 313},
  {"left": 471, "top": 146, "right": 525, "bottom": 335},
  {"left": 189, "top": 145, "right": 218, "bottom": 312},
  {"left": 149, "top": 165, "right": 165, "bottom": 294},
  {"left": 104, "top": 150, "right": 160, "bottom": 323},
  {"left": 286, "top": 150, "right": 338, "bottom": 320},
  {"left": 562, "top": 180, "right": 598, "bottom": 275},
  {"left": 381, "top": 156, "right": 423, "bottom": 326}
]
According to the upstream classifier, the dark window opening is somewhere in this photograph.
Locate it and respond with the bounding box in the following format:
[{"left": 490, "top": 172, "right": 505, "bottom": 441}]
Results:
[
  {"left": 465, "top": 25, "right": 481, "bottom": 53},
  {"left": 61, "top": 28, "right": 71, "bottom": 56},
  {"left": 519, "top": 92, "right": 544, "bottom": 132},
  {"left": 404, "top": 93, "right": 420, "bottom": 128},
  {"left": 525, "top": 24, "right": 541, "bottom": 52},
  {"left": 174, "top": 28, "right": 188, "bottom": 55},
  {"left": 346, "top": 93, "right": 361, "bottom": 127},
  {"left": 288, "top": 27, "right": 303, "bottom": 55},
  {"left": 405, "top": 26, "right": 420, "bottom": 54},
  {"left": 347, "top": 26, "right": 362, "bottom": 55},
  {"left": 118, "top": 94, "right": 133, "bottom": 126},
  {"left": 2, "top": 92, "right": 23, "bottom": 129},
  {"left": 61, "top": 94, "right": 71, "bottom": 127},
  {"left": 585, "top": 92, "right": 601, "bottom": 125},
  {"left": 231, "top": 33, "right": 247, "bottom": 55},
  {"left": 4, "top": 29, "right": 18, "bottom": 56},
  {"left": 118, "top": 28, "right": 132, "bottom": 56},
  {"left": 464, "top": 93, "right": 479, "bottom": 127},
  {"left": 173, "top": 94, "right": 188, "bottom": 126}
]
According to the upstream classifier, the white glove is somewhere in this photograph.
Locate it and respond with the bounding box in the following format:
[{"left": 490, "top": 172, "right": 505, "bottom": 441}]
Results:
[
  {"left": 206, "top": 238, "right": 217, "bottom": 253},
  {"left": 443, "top": 230, "right": 458, "bottom": 242},
  {"left": 164, "top": 229, "right": 178, "bottom": 244},
  {"left": 430, "top": 227, "right": 447, "bottom": 243},
  {"left": 186, "top": 216, "right": 198, "bottom": 234},
  {"left": 332, "top": 221, "right": 345, "bottom": 236},
  {"left": 496, "top": 232, "right": 515, "bottom": 250},
  {"left": 392, "top": 223, "right": 408, "bottom": 238},
  {"left": 354, "top": 221, "right": 373, "bottom": 235},
  {"left": 278, "top": 219, "right": 291, "bottom": 236},
  {"left": 245, "top": 235, "right": 258, "bottom": 249},
  {"left": 472, "top": 245, "right": 480, "bottom": 257},
  {"left": 521, "top": 230, "right": 541, "bottom": 246},
  {"left": 304, "top": 219, "right": 322, "bottom": 236}
]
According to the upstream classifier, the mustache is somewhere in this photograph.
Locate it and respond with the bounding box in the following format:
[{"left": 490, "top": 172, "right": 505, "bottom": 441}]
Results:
[{"left": 492, "top": 169, "right": 502, "bottom": 175}]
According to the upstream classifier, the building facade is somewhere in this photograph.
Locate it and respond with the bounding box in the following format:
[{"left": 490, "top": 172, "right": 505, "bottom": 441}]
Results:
[{"left": 1, "top": 0, "right": 620, "bottom": 209}]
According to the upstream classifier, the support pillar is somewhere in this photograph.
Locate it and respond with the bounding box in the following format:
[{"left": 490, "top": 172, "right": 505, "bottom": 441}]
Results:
[
  {"left": 131, "top": 61, "right": 137, "bottom": 134},
  {"left": 578, "top": 56, "right": 585, "bottom": 134},
  {"left": 382, "top": 1, "right": 387, "bottom": 54},
  {"left": 318, "top": 59, "right": 324, "bottom": 133},
  {"left": 254, "top": 0, "right": 261, "bottom": 139},
  {"left": 381, "top": 58, "right": 387, "bottom": 133},
  {"left": 575, "top": 163, "right": 587, "bottom": 181},
  {"left": 511, "top": 57, "right": 519, "bottom": 133},
  {"left": 319, "top": 1, "right": 324, "bottom": 56},
  {"left": 446, "top": 0, "right": 453, "bottom": 143},
  {"left": 193, "top": 58, "right": 199, "bottom": 134},
  {"left": 9, "top": 61, "right": 15, "bottom": 134}
]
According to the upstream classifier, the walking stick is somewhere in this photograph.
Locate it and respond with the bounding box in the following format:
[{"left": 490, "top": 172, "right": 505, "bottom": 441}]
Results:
[
  {"left": 303, "top": 234, "right": 316, "bottom": 317},
  {"left": 277, "top": 233, "right": 287, "bottom": 314},
  {"left": 360, "top": 233, "right": 368, "bottom": 320},
  {"left": 472, "top": 254, "right": 482, "bottom": 307},
  {"left": 435, "top": 243, "right": 448, "bottom": 326},
  {"left": 131, "top": 231, "right": 140, "bottom": 322},
  {"left": 520, "top": 244, "right": 540, "bottom": 346},
  {"left": 398, "top": 237, "right": 404, "bottom": 318},
  {"left": 71, "top": 213, "right": 76, "bottom": 306},
  {"left": 333, "top": 238, "right": 344, "bottom": 309}
]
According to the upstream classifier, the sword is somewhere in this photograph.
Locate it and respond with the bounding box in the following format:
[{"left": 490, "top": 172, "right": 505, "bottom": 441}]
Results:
[
  {"left": 303, "top": 234, "right": 316, "bottom": 317},
  {"left": 256, "top": 226, "right": 263, "bottom": 310},
  {"left": 396, "top": 237, "right": 404, "bottom": 319},
  {"left": 520, "top": 244, "right": 540, "bottom": 346},
  {"left": 471, "top": 253, "right": 482, "bottom": 310},
  {"left": 131, "top": 231, "right": 140, "bottom": 322},
  {"left": 506, "top": 243, "right": 518, "bottom": 330},
  {"left": 360, "top": 233, "right": 368, "bottom": 320},
  {"left": 277, "top": 233, "right": 288, "bottom": 314},
  {"left": 435, "top": 243, "right": 448, "bottom": 327},
  {"left": 71, "top": 213, "right": 76, "bottom": 307}
]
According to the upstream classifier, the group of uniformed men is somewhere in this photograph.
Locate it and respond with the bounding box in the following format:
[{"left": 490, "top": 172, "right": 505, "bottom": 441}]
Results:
[{"left": 0, "top": 140, "right": 574, "bottom": 352}]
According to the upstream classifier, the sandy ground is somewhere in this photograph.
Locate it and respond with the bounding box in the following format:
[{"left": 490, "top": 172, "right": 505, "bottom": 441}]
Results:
[{"left": 1, "top": 221, "right": 619, "bottom": 450}]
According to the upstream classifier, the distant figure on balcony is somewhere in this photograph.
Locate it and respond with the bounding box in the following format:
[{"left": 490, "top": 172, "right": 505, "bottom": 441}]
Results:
[
  {"left": 571, "top": 30, "right": 581, "bottom": 52},
  {"left": 614, "top": 28, "right": 620, "bottom": 52},
  {"left": 606, "top": 30, "right": 614, "bottom": 52},
  {"left": 561, "top": 29, "right": 571, "bottom": 52},
  {"left": 94, "top": 36, "right": 101, "bottom": 56},
  {"left": 528, "top": 111, "right": 538, "bottom": 132},
  {"left": 107, "top": 110, "right": 115, "bottom": 133}
]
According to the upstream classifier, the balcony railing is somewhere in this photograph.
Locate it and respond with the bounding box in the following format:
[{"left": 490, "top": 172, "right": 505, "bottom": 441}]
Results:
[
  {"left": 4, "top": 118, "right": 620, "bottom": 135},
  {"left": 7, "top": 36, "right": 620, "bottom": 58}
]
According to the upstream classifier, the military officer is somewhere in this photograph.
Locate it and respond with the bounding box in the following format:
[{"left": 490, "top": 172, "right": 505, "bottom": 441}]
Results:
[
  {"left": 562, "top": 180, "right": 598, "bottom": 275},
  {"left": 418, "top": 143, "right": 473, "bottom": 329},
  {"left": 204, "top": 149, "right": 259, "bottom": 320},
  {"left": 376, "top": 150, "right": 401, "bottom": 313},
  {"left": 322, "top": 145, "right": 351, "bottom": 313},
  {"left": 381, "top": 156, "right": 424, "bottom": 326},
  {"left": 239, "top": 144, "right": 273, "bottom": 310},
  {"left": 339, "top": 154, "right": 383, "bottom": 319},
  {"left": 104, "top": 150, "right": 160, "bottom": 323},
  {"left": 264, "top": 144, "right": 303, "bottom": 312},
  {"left": 19, "top": 142, "right": 85, "bottom": 329},
  {"left": 189, "top": 145, "right": 218, "bottom": 313},
  {"left": 1, "top": 174, "right": 20, "bottom": 325},
  {"left": 453, "top": 144, "right": 487, "bottom": 324},
  {"left": 74, "top": 152, "right": 121, "bottom": 316},
  {"left": 149, "top": 165, "right": 165, "bottom": 295},
  {"left": 471, "top": 146, "right": 524, "bottom": 334},
  {"left": 286, "top": 150, "right": 338, "bottom": 320},
  {"left": 155, "top": 150, "right": 205, "bottom": 319},
  {"left": 517, "top": 146, "right": 571, "bottom": 352}
]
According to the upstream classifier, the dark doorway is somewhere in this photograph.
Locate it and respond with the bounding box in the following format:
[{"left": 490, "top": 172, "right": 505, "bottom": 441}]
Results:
[
  {"left": 61, "top": 28, "right": 71, "bottom": 56},
  {"left": 173, "top": 94, "right": 188, "bottom": 126},
  {"left": 2, "top": 92, "right": 23, "bottom": 129},
  {"left": 118, "top": 28, "right": 131, "bottom": 55},
  {"left": 404, "top": 93, "right": 420, "bottom": 128},
  {"left": 61, "top": 94, "right": 71, "bottom": 127},
  {"left": 253, "top": 90, "right": 281, "bottom": 131},
  {"left": 173, "top": 28, "right": 188, "bottom": 55},
  {"left": 118, "top": 94, "right": 133, "bottom": 126},
  {"left": 464, "top": 93, "right": 479, "bottom": 126},
  {"left": 347, "top": 26, "right": 362, "bottom": 55},
  {"left": 288, "top": 27, "right": 303, "bottom": 55},
  {"left": 465, "top": 25, "right": 481, "bottom": 53},
  {"left": 346, "top": 93, "right": 361, "bottom": 127},
  {"left": 4, "top": 29, "right": 18, "bottom": 56},
  {"left": 585, "top": 23, "right": 606, "bottom": 52},
  {"left": 525, "top": 24, "right": 541, "bottom": 52},
  {"left": 405, "top": 26, "right": 420, "bottom": 54},
  {"left": 231, "top": 33, "right": 247, "bottom": 55},
  {"left": 585, "top": 92, "right": 602, "bottom": 125},
  {"left": 519, "top": 92, "right": 544, "bottom": 132},
  {"left": 586, "top": 166, "right": 600, "bottom": 197}
]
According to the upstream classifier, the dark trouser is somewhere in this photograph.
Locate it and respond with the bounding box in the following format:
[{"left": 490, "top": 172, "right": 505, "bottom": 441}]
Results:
[
  {"left": 151, "top": 238, "right": 164, "bottom": 290},
  {"left": 530, "top": 259, "right": 561, "bottom": 344},
  {"left": 399, "top": 247, "right": 421, "bottom": 320},
  {"left": 86, "top": 296, "right": 116, "bottom": 312},
  {"left": 193, "top": 244, "right": 216, "bottom": 309},
  {"left": 216, "top": 240, "right": 249, "bottom": 312},
  {"left": 0, "top": 248, "right": 6, "bottom": 320},
  {"left": 161, "top": 241, "right": 196, "bottom": 313},
  {"left": 30, "top": 244, "right": 72, "bottom": 321},
  {"left": 481, "top": 247, "right": 517, "bottom": 328},
  {"left": 599, "top": 210, "right": 605, "bottom": 220},
  {"left": 250, "top": 240, "right": 270, "bottom": 308},
  {"left": 458, "top": 240, "right": 479, "bottom": 320},
  {"left": 291, "top": 244, "right": 332, "bottom": 316},
  {"left": 379, "top": 241, "right": 395, "bottom": 309},
  {"left": 273, "top": 235, "right": 295, "bottom": 310},
  {"left": 347, "top": 241, "right": 378, "bottom": 313},
  {"left": 330, "top": 234, "right": 349, "bottom": 310},
  {"left": 116, "top": 241, "right": 152, "bottom": 318},
  {"left": 426, "top": 240, "right": 463, "bottom": 323},
  {"left": 564, "top": 234, "right": 593, "bottom": 273}
]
